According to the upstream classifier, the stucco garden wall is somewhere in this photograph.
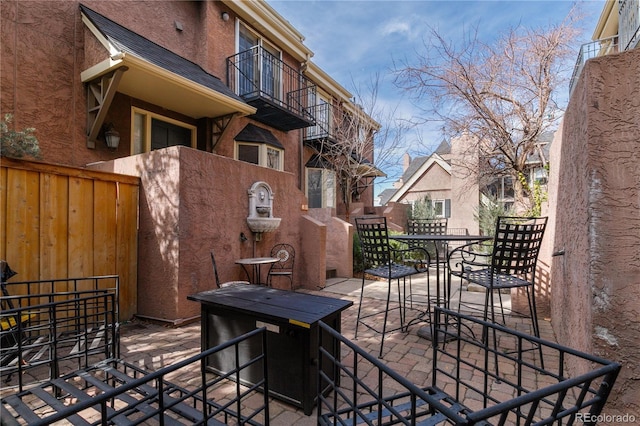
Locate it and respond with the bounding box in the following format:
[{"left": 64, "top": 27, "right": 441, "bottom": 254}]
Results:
[
  {"left": 549, "top": 47, "right": 640, "bottom": 415},
  {"left": 90, "top": 146, "right": 323, "bottom": 323}
]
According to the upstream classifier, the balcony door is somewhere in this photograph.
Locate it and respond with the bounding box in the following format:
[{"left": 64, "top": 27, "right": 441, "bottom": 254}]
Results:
[
  {"left": 239, "top": 24, "right": 281, "bottom": 100},
  {"left": 238, "top": 26, "right": 259, "bottom": 97}
]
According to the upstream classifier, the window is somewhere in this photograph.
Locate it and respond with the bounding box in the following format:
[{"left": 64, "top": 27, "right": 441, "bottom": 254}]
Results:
[
  {"left": 234, "top": 124, "right": 284, "bottom": 170},
  {"left": 487, "top": 176, "right": 515, "bottom": 201},
  {"left": 236, "top": 143, "right": 283, "bottom": 171},
  {"left": 306, "top": 168, "right": 335, "bottom": 208},
  {"left": 411, "top": 198, "right": 451, "bottom": 218},
  {"left": 131, "top": 108, "right": 195, "bottom": 154},
  {"left": 432, "top": 199, "right": 451, "bottom": 218}
]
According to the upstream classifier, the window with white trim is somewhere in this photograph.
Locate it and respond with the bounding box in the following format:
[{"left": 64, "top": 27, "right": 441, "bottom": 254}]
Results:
[
  {"left": 306, "top": 168, "right": 335, "bottom": 208},
  {"left": 411, "top": 198, "right": 451, "bottom": 218},
  {"left": 131, "top": 108, "right": 196, "bottom": 154},
  {"left": 235, "top": 142, "right": 283, "bottom": 171},
  {"left": 433, "top": 199, "right": 445, "bottom": 218}
]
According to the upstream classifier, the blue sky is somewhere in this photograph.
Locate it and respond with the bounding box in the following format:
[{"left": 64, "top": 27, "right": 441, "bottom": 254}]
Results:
[{"left": 268, "top": 0, "right": 606, "bottom": 197}]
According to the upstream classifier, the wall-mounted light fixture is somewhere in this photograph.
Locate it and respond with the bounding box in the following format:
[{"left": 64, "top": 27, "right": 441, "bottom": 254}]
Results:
[
  {"left": 221, "top": 11, "right": 230, "bottom": 21},
  {"left": 103, "top": 123, "right": 120, "bottom": 150}
]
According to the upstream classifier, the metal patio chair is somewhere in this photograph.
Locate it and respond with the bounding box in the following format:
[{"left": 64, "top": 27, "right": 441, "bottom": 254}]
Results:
[
  {"left": 267, "top": 243, "right": 295, "bottom": 289},
  {"left": 210, "top": 250, "right": 250, "bottom": 288},
  {"left": 449, "top": 216, "right": 548, "bottom": 368},
  {"left": 354, "top": 216, "right": 430, "bottom": 358},
  {"left": 405, "top": 218, "right": 448, "bottom": 307}
]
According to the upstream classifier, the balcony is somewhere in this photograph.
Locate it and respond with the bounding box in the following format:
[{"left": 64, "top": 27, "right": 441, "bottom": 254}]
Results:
[
  {"left": 569, "top": 35, "right": 618, "bottom": 96},
  {"left": 227, "top": 46, "right": 316, "bottom": 131},
  {"left": 303, "top": 102, "right": 338, "bottom": 149}
]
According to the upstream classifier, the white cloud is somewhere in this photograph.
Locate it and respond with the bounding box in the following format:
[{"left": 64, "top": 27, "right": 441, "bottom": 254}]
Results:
[{"left": 379, "top": 19, "right": 412, "bottom": 38}]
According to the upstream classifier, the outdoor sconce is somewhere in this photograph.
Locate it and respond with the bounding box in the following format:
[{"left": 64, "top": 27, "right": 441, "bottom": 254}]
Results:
[
  {"left": 104, "top": 123, "right": 120, "bottom": 150},
  {"left": 221, "top": 11, "right": 230, "bottom": 21}
]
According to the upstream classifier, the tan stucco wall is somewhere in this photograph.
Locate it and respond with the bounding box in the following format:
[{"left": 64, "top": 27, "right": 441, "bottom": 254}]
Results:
[
  {"left": 91, "top": 146, "right": 331, "bottom": 322},
  {"left": 405, "top": 163, "right": 451, "bottom": 200},
  {"left": 306, "top": 209, "right": 354, "bottom": 279},
  {"left": 549, "top": 47, "right": 640, "bottom": 415}
]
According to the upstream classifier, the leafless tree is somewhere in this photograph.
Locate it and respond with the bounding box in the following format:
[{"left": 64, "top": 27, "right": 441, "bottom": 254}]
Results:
[
  {"left": 314, "top": 73, "right": 408, "bottom": 220},
  {"left": 394, "top": 10, "right": 582, "bottom": 211}
]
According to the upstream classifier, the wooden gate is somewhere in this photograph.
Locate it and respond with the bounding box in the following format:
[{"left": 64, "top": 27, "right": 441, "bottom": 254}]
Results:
[{"left": 1, "top": 157, "right": 139, "bottom": 320}]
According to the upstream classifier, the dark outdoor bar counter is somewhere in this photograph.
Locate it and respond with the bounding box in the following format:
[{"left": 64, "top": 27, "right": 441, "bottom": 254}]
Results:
[{"left": 188, "top": 285, "right": 352, "bottom": 415}]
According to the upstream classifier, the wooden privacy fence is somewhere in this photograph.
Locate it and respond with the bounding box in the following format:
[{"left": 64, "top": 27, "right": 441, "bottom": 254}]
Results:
[{"left": 0, "top": 157, "right": 139, "bottom": 320}]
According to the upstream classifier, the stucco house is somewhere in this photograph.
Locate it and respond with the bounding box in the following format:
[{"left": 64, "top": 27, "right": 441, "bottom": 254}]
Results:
[
  {"left": 1, "top": 0, "right": 382, "bottom": 323},
  {"left": 385, "top": 133, "right": 550, "bottom": 233}
]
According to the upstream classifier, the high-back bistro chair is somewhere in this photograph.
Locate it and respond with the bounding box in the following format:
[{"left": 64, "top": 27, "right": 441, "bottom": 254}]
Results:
[
  {"left": 449, "top": 216, "right": 548, "bottom": 368},
  {"left": 354, "top": 216, "right": 430, "bottom": 358}
]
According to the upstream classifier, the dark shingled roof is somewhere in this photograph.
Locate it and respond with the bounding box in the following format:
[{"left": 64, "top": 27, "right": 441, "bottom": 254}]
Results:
[
  {"left": 434, "top": 139, "right": 451, "bottom": 156},
  {"left": 80, "top": 4, "right": 244, "bottom": 103},
  {"left": 401, "top": 156, "right": 428, "bottom": 182},
  {"left": 236, "top": 124, "right": 283, "bottom": 149},
  {"left": 378, "top": 188, "right": 397, "bottom": 206}
]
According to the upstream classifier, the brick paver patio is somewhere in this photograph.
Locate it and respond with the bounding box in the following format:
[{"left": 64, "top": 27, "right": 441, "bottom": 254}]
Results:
[{"left": 117, "top": 276, "right": 558, "bottom": 425}]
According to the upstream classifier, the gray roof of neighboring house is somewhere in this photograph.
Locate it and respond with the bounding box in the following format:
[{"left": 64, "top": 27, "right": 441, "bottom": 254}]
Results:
[
  {"left": 377, "top": 188, "right": 397, "bottom": 206},
  {"left": 434, "top": 139, "right": 451, "bottom": 156},
  {"left": 401, "top": 140, "right": 451, "bottom": 182},
  {"left": 80, "top": 4, "right": 244, "bottom": 103},
  {"left": 401, "top": 156, "right": 429, "bottom": 182}
]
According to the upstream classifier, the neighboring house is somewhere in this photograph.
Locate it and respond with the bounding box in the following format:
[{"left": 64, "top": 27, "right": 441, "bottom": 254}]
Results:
[
  {"left": 1, "top": 0, "right": 381, "bottom": 322},
  {"left": 386, "top": 132, "right": 550, "bottom": 233},
  {"left": 482, "top": 131, "right": 551, "bottom": 212},
  {"left": 569, "top": 0, "right": 640, "bottom": 95},
  {"left": 388, "top": 141, "right": 453, "bottom": 218},
  {"left": 387, "top": 137, "right": 478, "bottom": 233}
]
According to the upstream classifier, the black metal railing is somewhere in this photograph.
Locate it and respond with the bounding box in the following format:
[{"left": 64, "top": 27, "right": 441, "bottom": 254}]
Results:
[
  {"left": 1, "top": 277, "right": 270, "bottom": 425},
  {"left": 304, "top": 102, "right": 337, "bottom": 141},
  {"left": 2, "top": 327, "right": 269, "bottom": 425},
  {"left": 227, "top": 45, "right": 316, "bottom": 120},
  {"left": 1, "top": 288, "right": 118, "bottom": 390},
  {"left": 317, "top": 307, "right": 621, "bottom": 424}
]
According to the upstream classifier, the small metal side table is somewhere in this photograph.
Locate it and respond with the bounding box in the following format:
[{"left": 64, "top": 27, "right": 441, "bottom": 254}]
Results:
[
  {"left": 235, "top": 257, "right": 278, "bottom": 285},
  {"left": 391, "top": 233, "right": 492, "bottom": 340},
  {"left": 188, "top": 285, "right": 353, "bottom": 415}
]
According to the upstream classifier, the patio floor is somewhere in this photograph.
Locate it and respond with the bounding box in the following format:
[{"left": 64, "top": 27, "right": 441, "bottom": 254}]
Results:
[{"left": 118, "top": 274, "right": 556, "bottom": 425}]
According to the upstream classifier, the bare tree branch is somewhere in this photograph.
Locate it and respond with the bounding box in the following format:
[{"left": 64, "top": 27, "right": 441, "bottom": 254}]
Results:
[
  {"left": 313, "top": 73, "right": 407, "bottom": 219},
  {"left": 393, "top": 9, "right": 582, "bottom": 210}
]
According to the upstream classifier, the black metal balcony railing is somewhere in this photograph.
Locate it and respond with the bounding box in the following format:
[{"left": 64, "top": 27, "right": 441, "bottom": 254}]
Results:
[
  {"left": 569, "top": 35, "right": 618, "bottom": 96},
  {"left": 304, "top": 102, "right": 337, "bottom": 142},
  {"left": 227, "top": 46, "right": 316, "bottom": 131}
]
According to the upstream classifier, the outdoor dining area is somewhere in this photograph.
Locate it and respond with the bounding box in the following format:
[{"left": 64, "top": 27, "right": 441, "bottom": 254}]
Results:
[{"left": 0, "top": 215, "right": 622, "bottom": 425}]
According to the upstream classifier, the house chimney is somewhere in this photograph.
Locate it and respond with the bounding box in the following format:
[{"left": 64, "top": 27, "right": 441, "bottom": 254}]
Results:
[{"left": 403, "top": 153, "right": 411, "bottom": 172}]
